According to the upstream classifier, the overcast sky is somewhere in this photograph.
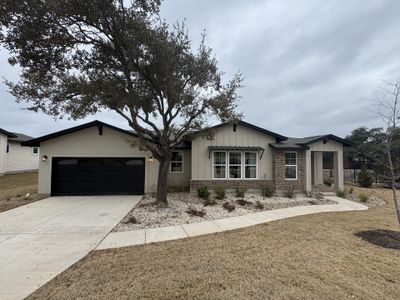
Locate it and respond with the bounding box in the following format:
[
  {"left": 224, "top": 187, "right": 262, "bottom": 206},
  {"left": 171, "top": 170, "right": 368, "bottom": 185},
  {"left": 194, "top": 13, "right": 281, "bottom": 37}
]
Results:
[{"left": 1, "top": 0, "right": 400, "bottom": 138}]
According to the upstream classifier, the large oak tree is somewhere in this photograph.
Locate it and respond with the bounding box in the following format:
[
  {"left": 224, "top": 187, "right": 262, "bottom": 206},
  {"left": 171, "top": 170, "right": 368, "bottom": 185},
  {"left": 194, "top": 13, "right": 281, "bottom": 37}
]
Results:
[{"left": 0, "top": 0, "right": 242, "bottom": 204}]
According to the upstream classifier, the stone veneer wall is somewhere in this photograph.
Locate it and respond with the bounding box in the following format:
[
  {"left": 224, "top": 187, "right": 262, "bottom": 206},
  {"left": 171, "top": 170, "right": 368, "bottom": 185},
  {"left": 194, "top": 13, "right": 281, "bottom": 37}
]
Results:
[
  {"left": 190, "top": 179, "right": 273, "bottom": 191},
  {"left": 272, "top": 149, "right": 305, "bottom": 192}
]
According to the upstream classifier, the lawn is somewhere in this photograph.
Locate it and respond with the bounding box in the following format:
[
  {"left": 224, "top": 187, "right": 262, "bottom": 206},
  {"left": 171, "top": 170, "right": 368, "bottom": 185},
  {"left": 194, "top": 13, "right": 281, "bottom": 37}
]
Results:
[
  {"left": 0, "top": 172, "right": 40, "bottom": 212},
  {"left": 28, "top": 187, "right": 400, "bottom": 300}
]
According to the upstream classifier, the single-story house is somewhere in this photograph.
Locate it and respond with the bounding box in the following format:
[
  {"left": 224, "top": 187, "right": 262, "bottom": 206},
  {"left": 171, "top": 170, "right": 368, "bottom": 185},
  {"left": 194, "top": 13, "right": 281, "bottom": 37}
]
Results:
[
  {"left": 0, "top": 128, "right": 39, "bottom": 176},
  {"left": 22, "top": 120, "right": 351, "bottom": 197}
]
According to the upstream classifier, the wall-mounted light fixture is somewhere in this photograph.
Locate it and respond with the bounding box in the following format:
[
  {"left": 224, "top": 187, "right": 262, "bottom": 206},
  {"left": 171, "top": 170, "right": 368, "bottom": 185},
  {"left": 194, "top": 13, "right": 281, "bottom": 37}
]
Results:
[
  {"left": 148, "top": 156, "right": 154, "bottom": 163},
  {"left": 42, "top": 155, "right": 48, "bottom": 163}
]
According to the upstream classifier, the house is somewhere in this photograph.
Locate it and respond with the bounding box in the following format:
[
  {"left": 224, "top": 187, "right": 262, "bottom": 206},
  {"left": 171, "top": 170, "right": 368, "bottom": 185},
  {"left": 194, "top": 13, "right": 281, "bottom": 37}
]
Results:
[
  {"left": 0, "top": 128, "right": 39, "bottom": 176},
  {"left": 22, "top": 120, "right": 352, "bottom": 196}
]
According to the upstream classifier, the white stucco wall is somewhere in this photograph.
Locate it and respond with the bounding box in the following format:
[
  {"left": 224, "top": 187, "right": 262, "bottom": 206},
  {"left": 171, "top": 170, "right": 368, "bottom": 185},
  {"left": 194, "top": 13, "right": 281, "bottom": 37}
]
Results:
[
  {"left": 191, "top": 124, "right": 276, "bottom": 180},
  {"left": 38, "top": 126, "right": 190, "bottom": 195},
  {"left": 5, "top": 142, "right": 39, "bottom": 173},
  {"left": 0, "top": 133, "right": 6, "bottom": 175}
]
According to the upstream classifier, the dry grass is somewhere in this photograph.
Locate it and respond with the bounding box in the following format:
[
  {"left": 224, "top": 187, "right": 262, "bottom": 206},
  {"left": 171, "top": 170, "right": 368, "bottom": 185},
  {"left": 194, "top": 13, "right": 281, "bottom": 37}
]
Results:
[
  {"left": 28, "top": 187, "right": 400, "bottom": 300},
  {"left": 0, "top": 172, "right": 40, "bottom": 212}
]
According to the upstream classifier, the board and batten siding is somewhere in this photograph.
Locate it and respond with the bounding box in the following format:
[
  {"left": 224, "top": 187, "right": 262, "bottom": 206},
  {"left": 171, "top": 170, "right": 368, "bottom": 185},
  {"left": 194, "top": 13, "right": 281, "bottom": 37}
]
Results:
[
  {"left": 191, "top": 124, "right": 276, "bottom": 181},
  {"left": 0, "top": 133, "right": 7, "bottom": 175},
  {"left": 5, "top": 142, "right": 39, "bottom": 173},
  {"left": 37, "top": 126, "right": 190, "bottom": 195}
]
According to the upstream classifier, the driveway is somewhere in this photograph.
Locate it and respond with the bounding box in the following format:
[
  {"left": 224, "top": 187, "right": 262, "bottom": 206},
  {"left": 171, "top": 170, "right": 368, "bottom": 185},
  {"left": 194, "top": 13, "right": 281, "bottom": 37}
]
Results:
[{"left": 0, "top": 196, "right": 140, "bottom": 300}]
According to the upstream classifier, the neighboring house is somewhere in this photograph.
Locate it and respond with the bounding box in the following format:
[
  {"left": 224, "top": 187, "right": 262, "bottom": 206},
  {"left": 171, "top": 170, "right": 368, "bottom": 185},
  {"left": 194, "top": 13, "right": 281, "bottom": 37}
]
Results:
[
  {"left": 23, "top": 120, "right": 351, "bottom": 196},
  {"left": 0, "top": 128, "right": 40, "bottom": 176}
]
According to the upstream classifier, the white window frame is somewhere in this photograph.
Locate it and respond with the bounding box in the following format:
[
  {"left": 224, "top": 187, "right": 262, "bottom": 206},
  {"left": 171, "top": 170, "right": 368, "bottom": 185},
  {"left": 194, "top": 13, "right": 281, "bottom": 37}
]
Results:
[
  {"left": 212, "top": 150, "right": 259, "bottom": 180},
  {"left": 32, "top": 146, "right": 39, "bottom": 155},
  {"left": 244, "top": 151, "right": 258, "bottom": 179},
  {"left": 170, "top": 151, "right": 184, "bottom": 173},
  {"left": 284, "top": 151, "right": 298, "bottom": 180}
]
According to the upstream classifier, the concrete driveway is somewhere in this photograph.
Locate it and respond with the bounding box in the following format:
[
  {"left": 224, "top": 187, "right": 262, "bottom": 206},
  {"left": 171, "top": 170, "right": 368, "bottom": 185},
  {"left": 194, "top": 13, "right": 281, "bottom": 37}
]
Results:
[{"left": 0, "top": 196, "right": 140, "bottom": 300}]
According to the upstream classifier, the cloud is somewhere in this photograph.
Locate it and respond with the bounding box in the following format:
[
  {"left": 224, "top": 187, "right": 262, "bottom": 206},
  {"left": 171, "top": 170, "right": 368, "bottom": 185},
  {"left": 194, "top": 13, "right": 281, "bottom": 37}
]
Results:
[{"left": 1, "top": 0, "right": 400, "bottom": 138}]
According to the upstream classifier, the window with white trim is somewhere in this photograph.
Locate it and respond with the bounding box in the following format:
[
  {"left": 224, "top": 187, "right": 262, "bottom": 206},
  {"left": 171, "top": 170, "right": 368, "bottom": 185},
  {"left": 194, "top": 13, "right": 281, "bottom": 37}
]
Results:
[
  {"left": 229, "top": 152, "right": 241, "bottom": 178},
  {"left": 170, "top": 151, "right": 183, "bottom": 173},
  {"left": 245, "top": 152, "right": 257, "bottom": 178},
  {"left": 284, "top": 152, "right": 297, "bottom": 180},
  {"left": 32, "top": 147, "right": 39, "bottom": 155},
  {"left": 213, "top": 151, "right": 226, "bottom": 178}
]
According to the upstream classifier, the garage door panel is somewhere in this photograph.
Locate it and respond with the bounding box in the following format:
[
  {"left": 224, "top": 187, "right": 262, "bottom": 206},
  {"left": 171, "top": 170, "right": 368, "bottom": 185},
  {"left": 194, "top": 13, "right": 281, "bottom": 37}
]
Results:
[{"left": 52, "top": 158, "right": 145, "bottom": 196}]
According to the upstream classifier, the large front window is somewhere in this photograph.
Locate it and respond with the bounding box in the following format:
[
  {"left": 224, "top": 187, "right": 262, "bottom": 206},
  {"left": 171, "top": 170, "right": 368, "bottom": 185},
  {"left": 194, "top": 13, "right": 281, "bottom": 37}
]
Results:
[
  {"left": 213, "top": 151, "right": 258, "bottom": 179},
  {"left": 285, "top": 152, "right": 297, "bottom": 180}
]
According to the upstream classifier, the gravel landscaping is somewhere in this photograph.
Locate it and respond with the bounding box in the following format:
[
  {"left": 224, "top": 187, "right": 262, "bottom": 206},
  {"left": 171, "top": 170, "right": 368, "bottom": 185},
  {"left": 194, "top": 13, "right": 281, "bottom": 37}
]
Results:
[
  {"left": 114, "top": 192, "right": 336, "bottom": 231},
  {"left": 345, "top": 186, "right": 387, "bottom": 207}
]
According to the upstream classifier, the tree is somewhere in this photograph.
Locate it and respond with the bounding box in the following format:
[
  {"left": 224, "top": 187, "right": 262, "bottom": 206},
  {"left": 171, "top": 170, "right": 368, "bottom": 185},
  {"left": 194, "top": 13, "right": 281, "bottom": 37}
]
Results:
[
  {"left": 357, "top": 165, "right": 373, "bottom": 188},
  {"left": 376, "top": 80, "right": 400, "bottom": 225},
  {"left": 0, "top": 0, "right": 243, "bottom": 204}
]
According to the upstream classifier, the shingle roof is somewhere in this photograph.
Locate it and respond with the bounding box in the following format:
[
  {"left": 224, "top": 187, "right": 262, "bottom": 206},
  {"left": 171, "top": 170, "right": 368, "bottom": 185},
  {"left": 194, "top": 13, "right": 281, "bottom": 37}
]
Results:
[
  {"left": 9, "top": 132, "right": 34, "bottom": 143},
  {"left": 0, "top": 128, "right": 17, "bottom": 138},
  {"left": 269, "top": 134, "right": 353, "bottom": 150}
]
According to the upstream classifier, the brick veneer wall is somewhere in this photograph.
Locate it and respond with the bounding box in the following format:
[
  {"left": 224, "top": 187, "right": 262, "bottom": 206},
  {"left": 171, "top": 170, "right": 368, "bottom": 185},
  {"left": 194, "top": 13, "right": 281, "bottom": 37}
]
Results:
[
  {"left": 190, "top": 179, "right": 273, "bottom": 191},
  {"left": 272, "top": 149, "right": 305, "bottom": 193}
]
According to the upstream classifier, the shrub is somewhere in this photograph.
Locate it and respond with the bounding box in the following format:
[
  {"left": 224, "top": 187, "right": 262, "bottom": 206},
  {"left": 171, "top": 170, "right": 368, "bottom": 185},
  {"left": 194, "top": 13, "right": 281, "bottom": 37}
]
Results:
[
  {"left": 336, "top": 190, "right": 346, "bottom": 198},
  {"left": 358, "top": 193, "right": 369, "bottom": 203},
  {"left": 197, "top": 186, "right": 210, "bottom": 199},
  {"left": 125, "top": 216, "right": 139, "bottom": 224},
  {"left": 255, "top": 200, "right": 264, "bottom": 209},
  {"left": 262, "top": 182, "right": 275, "bottom": 198},
  {"left": 203, "top": 198, "right": 217, "bottom": 206},
  {"left": 357, "top": 166, "right": 373, "bottom": 188},
  {"left": 324, "top": 178, "right": 333, "bottom": 187},
  {"left": 284, "top": 183, "right": 295, "bottom": 199},
  {"left": 214, "top": 186, "right": 226, "bottom": 200},
  {"left": 235, "top": 187, "right": 247, "bottom": 198},
  {"left": 186, "top": 207, "right": 206, "bottom": 217},
  {"left": 307, "top": 200, "right": 317, "bottom": 205},
  {"left": 236, "top": 199, "right": 251, "bottom": 206},
  {"left": 348, "top": 187, "right": 354, "bottom": 194},
  {"left": 222, "top": 201, "right": 235, "bottom": 212}
]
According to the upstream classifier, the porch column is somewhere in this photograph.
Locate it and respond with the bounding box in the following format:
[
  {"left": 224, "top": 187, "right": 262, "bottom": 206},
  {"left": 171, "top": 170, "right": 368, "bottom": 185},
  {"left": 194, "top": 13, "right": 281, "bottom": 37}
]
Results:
[
  {"left": 333, "top": 151, "right": 344, "bottom": 191},
  {"left": 305, "top": 149, "right": 312, "bottom": 193},
  {"left": 313, "top": 152, "right": 323, "bottom": 185}
]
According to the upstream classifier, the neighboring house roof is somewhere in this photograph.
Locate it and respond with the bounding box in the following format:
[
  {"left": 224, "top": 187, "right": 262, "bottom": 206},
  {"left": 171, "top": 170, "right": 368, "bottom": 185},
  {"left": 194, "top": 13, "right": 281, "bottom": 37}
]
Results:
[
  {"left": 192, "top": 120, "right": 288, "bottom": 142},
  {"left": 0, "top": 128, "right": 17, "bottom": 138},
  {"left": 269, "top": 134, "right": 353, "bottom": 150},
  {"left": 22, "top": 120, "right": 139, "bottom": 147},
  {"left": 8, "top": 132, "right": 34, "bottom": 143}
]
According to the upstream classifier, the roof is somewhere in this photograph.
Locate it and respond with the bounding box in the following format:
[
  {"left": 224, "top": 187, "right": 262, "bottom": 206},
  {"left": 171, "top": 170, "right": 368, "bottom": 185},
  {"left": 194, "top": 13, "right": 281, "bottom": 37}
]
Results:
[
  {"left": 269, "top": 134, "right": 353, "bottom": 150},
  {"left": 193, "top": 120, "right": 288, "bottom": 142},
  {"left": 22, "top": 120, "right": 139, "bottom": 147},
  {"left": 9, "top": 132, "right": 34, "bottom": 143},
  {"left": 208, "top": 146, "right": 264, "bottom": 151},
  {"left": 0, "top": 128, "right": 17, "bottom": 138}
]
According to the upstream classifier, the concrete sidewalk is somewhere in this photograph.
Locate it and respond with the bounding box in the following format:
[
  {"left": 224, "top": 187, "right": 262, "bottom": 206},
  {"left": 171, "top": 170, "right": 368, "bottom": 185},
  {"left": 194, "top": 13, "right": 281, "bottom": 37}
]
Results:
[
  {"left": 0, "top": 196, "right": 140, "bottom": 300},
  {"left": 97, "top": 196, "right": 367, "bottom": 250}
]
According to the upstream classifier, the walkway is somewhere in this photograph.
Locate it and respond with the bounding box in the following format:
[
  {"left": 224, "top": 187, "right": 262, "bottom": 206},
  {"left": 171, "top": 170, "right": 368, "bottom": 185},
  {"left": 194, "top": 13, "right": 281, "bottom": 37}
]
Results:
[
  {"left": 97, "top": 196, "right": 367, "bottom": 250},
  {"left": 0, "top": 196, "right": 141, "bottom": 300}
]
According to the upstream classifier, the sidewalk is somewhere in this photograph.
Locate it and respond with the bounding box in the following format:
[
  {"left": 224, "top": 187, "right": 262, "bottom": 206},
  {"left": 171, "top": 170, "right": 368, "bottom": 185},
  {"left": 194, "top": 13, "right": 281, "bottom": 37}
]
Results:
[{"left": 96, "top": 197, "right": 368, "bottom": 250}]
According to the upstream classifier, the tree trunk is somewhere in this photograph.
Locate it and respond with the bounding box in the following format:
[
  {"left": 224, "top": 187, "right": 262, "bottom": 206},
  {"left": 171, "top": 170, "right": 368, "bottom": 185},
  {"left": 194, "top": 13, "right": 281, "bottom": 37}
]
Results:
[
  {"left": 387, "top": 143, "right": 400, "bottom": 225},
  {"left": 156, "top": 156, "right": 171, "bottom": 206}
]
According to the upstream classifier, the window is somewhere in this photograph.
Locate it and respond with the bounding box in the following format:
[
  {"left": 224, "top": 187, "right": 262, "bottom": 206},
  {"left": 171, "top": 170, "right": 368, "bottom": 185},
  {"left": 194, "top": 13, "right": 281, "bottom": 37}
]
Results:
[
  {"left": 285, "top": 152, "right": 297, "bottom": 180},
  {"left": 213, "top": 151, "right": 226, "bottom": 178},
  {"left": 229, "top": 152, "right": 241, "bottom": 178},
  {"left": 245, "top": 152, "right": 257, "bottom": 178},
  {"left": 32, "top": 147, "right": 39, "bottom": 155},
  {"left": 6, "top": 144, "right": 9, "bottom": 154},
  {"left": 170, "top": 151, "right": 183, "bottom": 173}
]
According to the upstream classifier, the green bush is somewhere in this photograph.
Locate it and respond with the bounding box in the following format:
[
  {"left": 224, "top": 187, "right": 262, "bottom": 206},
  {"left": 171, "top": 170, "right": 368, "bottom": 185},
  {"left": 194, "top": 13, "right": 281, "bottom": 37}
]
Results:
[
  {"left": 214, "top": 186, "right": 226, "bottom": 200},
  {"left": 262, "top": 182, "right": 275, "bottom": 198},
  {"left": 235, "top": 187, "right": 247, "bottom": 198},
  {"left": 197, "top": 186, "right": 210, "bottom": 199},
  {"left": 358, "top": 193, "right": 369, "bottom": 202},
  {"left": 357, "top": 166, "right": 373, "bottom": 188},
  {"left": 336, "top": 190, "right": 346, "bottom": 198},
  {"left": 222, "top": 201, "right": 235, "bottom": 212},
  {"left": 324, "top": 178, "right": 333, "bottom": 187}
]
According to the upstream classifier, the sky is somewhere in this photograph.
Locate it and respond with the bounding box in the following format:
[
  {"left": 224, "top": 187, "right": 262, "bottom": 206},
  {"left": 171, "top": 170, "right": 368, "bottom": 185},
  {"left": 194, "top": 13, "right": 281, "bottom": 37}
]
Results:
[{"left": 1, "top": 0, "right": 400, "bottom": 138}]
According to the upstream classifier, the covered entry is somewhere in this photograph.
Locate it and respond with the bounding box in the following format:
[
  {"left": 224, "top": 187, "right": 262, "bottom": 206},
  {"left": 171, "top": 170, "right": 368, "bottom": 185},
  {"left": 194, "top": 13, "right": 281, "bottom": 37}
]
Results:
[{"left": 51, "top": 157, "right": 145, "bottom": 196}]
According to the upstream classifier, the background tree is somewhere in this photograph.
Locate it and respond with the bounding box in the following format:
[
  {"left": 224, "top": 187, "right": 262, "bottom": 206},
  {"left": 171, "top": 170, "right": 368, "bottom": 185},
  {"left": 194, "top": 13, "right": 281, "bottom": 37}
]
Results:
[{"left": 0, "top": 0, "right": 243, "bottom": 204}]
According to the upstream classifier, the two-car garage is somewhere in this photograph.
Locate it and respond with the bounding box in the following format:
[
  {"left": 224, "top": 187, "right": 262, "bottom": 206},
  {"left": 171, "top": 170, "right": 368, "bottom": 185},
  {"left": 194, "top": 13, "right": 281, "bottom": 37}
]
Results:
[{"left": 51, "top": 157, "right": 145, "bottom": 196}]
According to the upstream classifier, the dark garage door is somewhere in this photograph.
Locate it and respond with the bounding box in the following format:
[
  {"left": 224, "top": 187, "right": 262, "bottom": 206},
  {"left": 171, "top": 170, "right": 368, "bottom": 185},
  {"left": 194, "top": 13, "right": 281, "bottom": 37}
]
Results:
[{"left": 51, "top": 157, "right": 145, "bottom": 196}]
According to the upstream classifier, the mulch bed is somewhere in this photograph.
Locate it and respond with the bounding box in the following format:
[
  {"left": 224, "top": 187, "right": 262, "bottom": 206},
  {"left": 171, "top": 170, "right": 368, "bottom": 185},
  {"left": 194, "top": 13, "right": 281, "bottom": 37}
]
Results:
[{"left": 355, "top": 229, "right": 400, "bottom": 250}]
